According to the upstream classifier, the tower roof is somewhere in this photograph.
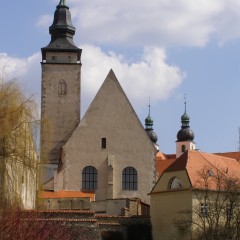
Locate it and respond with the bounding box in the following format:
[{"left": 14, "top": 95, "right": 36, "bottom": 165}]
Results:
[
  {"left": 145, "top": 99, "right": 158, "bottom": 143},
  {"left": 145, "top": 99, "right": 154, "bottom": 129},
  {"left": 41, "top": 0, "right": 81, "bottom": 61},
  {"left": 176, "top": 95, "right": 194, "bottom": 142}
]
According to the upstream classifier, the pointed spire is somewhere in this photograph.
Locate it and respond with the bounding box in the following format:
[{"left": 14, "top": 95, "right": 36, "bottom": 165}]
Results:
[
  {"left": 50, "top": 1, "right": 74, "bottom": 40},
  {"left": 145, "top": 98, "right": 153, "bottom": 130},
  {"left": 148, "top": 97, "right": 151, "bottom": 117},
  {"left": 41, "top": 0, "right": 82, "bottom": 61},
  {"left": 184, "top": 93, "right": 187, "bottom": 114},
  {"left": 59, "top": 0, "right": 66, "bottom": 6},
  {"left": 145, "top": 98, "right": 158, "bottom": 143},
  {"left": 181, "top": 94, "right": 190, "bottom": 128},
  {"left": 176, "top": 94, "right": 194, "bottom": 142}
]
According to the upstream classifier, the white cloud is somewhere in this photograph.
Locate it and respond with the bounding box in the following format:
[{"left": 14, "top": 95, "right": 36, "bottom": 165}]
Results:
[
  {"left": 213, "top": 0, "right": 240, "bottom": 45},
  {"left": 81, "top": 45, "right": 184, "bottom": 112},
  {"left": 0, "top": 53, "right": 41, "bottom": 99},
  {"left": 0, "top": 53, "right": 27, "bottom": 79},
  {"left": 54, "top": 0, "right": 240, "bottom": 47},
  {"left": 0, "top": 45, "right": 184, "bottom": 114}
]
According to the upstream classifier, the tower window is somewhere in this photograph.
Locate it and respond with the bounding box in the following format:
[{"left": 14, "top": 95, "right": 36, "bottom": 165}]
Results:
[
  {"left": 101, "top": 138, "right": 106, "bottom": 149},
  {"left": 82, "top": 166, "right": 97, "bottom": 190},
  {"left": 58, "top": 80, "right": 67, "bottom": 96},
  {"left": 181, "top": 145, "right": 186, "bottom": 152},
  {"left": 122, "top": 167, "right": 138, "bottom": 190}
]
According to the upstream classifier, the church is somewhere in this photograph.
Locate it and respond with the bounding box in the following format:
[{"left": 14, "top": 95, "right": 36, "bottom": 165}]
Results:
[
  {"left": 38, "top": 2, "right": 240, "bottom": 239},
  {"left": 40, "top": 0, "right": 158, "bottom": 214}
]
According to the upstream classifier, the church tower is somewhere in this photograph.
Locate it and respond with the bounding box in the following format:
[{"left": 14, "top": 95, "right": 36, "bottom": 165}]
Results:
[
  {"left": 176, "top": 97, "right": 195, "bottom": 158},
  {"left": 41, "top": 0, "right": 82, "bottom": 177}
]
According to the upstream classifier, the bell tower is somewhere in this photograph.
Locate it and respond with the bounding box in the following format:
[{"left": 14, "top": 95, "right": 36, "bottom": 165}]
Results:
[{"left": 41, "top": 0, "right": 82, "bottom": 179}]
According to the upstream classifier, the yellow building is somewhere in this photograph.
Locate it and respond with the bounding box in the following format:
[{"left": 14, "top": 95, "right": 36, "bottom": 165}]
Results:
[{"left": 150, "top": 104, "right": 240, "bottom": 240}]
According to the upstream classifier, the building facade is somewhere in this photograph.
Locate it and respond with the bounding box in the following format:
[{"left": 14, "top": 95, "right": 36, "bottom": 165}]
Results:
[
  {"left": 150, "top": 107, "right": 240, "bottom": 240},
  {"left": 40, "top": 0, "right": 157, "bottom": 213}
]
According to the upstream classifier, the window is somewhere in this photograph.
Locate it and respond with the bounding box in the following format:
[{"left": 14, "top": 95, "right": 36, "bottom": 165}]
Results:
[
  {"left": 58, "top": 80, "right": 67, "bottom": 96},
  {"left": 208, "top": 169, "right": 214, "bottom": 177},
  {"left": 181, "top": 145, "right": 186, "bottom": 152},
  {"left": 122, "top": 167, "right": 138, "bottom": 190},
  {"left": 101, "top": 138, "right": 106, "bottom": 149},
  {"left": 82, "top": 166, "right": 97, "bottom": 190},
  {"left": 169, "top": 177, "right": 183, "bottom": 189},
  {"left": 52, "top": 56, "right": 56, "bottom": 61},
  {"left": 200, "top": 203, "right": 209, "bottom": 217}
]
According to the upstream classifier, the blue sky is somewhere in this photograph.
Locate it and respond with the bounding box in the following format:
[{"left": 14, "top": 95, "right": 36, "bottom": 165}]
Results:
[{"left": 1, "top": 0, "right": 240, "bottom": 154}]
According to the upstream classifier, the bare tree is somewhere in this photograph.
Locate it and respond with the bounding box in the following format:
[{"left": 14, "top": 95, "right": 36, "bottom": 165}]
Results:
[
  {"left": 0, "top": 207, "right": 75, "bottom": 240},
  {"left": 177, "top": 168, "right": 240, "bottom": 240}
]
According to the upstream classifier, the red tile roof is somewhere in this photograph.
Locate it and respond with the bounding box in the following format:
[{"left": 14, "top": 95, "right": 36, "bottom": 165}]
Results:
[
  {"left": 39, "top": 191, "right": 95, "bottom": 201},
  {"left": 160, "top": 150, "right": 240, "bottom": 190},
  {"left": 156, "top": 151, "right": 176, "bottom": 176},
  {"left": 214, "top": 151, "right": 240, "bottom": 161}
]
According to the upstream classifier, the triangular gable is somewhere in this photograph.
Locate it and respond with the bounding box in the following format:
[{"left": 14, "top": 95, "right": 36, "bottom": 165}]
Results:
[{"left": 66, "top": 69, "right": 156, "bottom": 151}]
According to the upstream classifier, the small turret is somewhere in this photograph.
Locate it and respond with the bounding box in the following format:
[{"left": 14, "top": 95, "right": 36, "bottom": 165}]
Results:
[
  {"left": 145, "top": 99, "right": 158, "bottom": 144},
  {"left": 176, "top": 95, "right": 196, "bottom": 157},
  {"left": 177, "top": 98, "right": 194, "bottom": 142}
]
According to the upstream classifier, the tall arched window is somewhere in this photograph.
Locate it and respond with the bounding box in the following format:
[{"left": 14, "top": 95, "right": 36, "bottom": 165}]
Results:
[
  {"left": 82, "top": 166, "right": 97, "bottom": 190},
  {"left": 122, "top": 167, "right": 138, "bottom": 190}
]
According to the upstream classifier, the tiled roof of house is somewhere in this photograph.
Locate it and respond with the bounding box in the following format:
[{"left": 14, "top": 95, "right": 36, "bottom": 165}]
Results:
[
  {"left": 214, "top": 151, "right": 240, "bottom": 161},
  {"left": 39, "top": 191, "right": 95, "bottom": 201},
  {"left": 162, "top": 150, "right": 240, "bottom": 189},
  {"left": 156, "top": 151, "right": 176, "bottom": 176}
]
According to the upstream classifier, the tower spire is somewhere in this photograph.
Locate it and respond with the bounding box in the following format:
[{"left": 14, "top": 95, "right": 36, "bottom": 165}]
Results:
[
  {"left": 184, "top": 93, "right": 187, "bottom": 114},
  {"left": 145, "top": 98, "right": 153, "bottom": 130},
  {"left": 41, "top": 0, "right": 82, "bottom": 62},
  {"left": 148, "top": 97, "right": 151, "bottom": 117},
  {"left": 176, "top": 95, "right": 194, "bottom": 141},
  {"left": 176, "top": 94, "right": 196, "bottom": 157},
  {"left": 59, "top": 0, "right": 66, "bottom": 6},
  {"left": 145, "top": 98, "right": 158, "bottom": 143}
]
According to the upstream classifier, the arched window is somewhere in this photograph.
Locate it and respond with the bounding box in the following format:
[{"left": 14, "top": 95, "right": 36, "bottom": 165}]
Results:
[
  {"left": 82, "top": 166, "right": 97, "bottom": 190},
  {"left": 181, "top": 145, "right": 186, "bottom": 153},
  {"left": 122, "top": 167, "right": 138, "bottom": 190},
  {"left": 58, "top": 80, "right": 67, "bottom": 96},
  {"left": 168, "top": 177, "right": 183, "bottom": 189}
]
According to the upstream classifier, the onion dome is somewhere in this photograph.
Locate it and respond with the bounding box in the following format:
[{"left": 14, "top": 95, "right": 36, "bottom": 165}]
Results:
[
  {"left": 145, "top": 99, "right": 158, "bottom": 143},
  {"left": 176, "top": 96, "right": 194, "bottom": 142},
  {"left": 41, "top": 0, "right": 82, "bottom": 61},
  {"left": 145, "top": 115, "right": 153, "bottom": 127},
  {"left": 146, "top": 130, "right": 158, "bottom": 143}
]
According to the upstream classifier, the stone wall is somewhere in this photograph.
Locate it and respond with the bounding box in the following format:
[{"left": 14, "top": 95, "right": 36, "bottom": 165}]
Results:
[
  {"left": 38, "top": 197, "right": 91, "bottom": 210},
  {"left": 23, "top": 209, "right": 152, "bottom": 240}
]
